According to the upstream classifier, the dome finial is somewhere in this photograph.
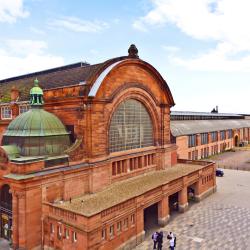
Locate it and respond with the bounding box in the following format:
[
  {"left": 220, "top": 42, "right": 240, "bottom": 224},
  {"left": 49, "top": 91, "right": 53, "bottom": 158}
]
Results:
[
  {"left": 34, "top": 78, "right": 39, "bottom": 86},
  {"left": 128, "top": 44, "right": 139, "bottom": 58},
  {"left": 30, "top": 78, "right": 44, "bottom": 106}
]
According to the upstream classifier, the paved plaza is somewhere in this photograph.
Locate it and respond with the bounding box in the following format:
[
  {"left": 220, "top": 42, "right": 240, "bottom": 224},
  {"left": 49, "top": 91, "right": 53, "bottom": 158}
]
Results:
[
  {"left": 136, "top": 169, "right": 250, "bottom": 250},
  {"left": 210, "top": 149, "right": 250, "bottom": 171}
]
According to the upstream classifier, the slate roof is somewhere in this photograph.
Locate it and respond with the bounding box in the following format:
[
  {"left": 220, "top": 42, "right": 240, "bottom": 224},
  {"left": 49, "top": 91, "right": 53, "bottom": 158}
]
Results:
[
  {"left": 171, "top": 119, "right": 250, "bottom": 136},
  {"left": 0, "top": 62, "right": 106, "bottom": 102}
]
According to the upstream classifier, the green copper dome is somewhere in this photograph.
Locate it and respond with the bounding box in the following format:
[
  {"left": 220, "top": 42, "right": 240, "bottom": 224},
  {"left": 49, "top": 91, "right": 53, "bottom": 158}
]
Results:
[{"left": 2, "top": 79, "right": 71, "bottom": 157}]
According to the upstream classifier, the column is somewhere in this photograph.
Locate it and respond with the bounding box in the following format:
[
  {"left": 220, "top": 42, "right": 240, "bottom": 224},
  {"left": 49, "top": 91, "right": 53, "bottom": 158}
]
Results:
[
  {"left": 158, "top": 195, "right": 169, "bottom": 226},
  {"left": 17, "top": 192, "right": 26, "bottom": 250},
  {"left": 135, "top": 196, "right": 145, "bottom": 245},
  {"left": 194, "top": 178, "right": 203, "bottom": 202},
  {"left": 178, "top": 186, "right": 188, "bottom": 213},
  {"left": 11, "top": 193, "right": 18, "bottom": 250}
]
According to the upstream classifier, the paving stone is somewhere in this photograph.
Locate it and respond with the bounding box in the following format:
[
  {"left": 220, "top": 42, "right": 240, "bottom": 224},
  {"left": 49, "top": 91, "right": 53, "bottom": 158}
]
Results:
[{"left": 135, "top": 169, "right": 250, "bottom": 249}]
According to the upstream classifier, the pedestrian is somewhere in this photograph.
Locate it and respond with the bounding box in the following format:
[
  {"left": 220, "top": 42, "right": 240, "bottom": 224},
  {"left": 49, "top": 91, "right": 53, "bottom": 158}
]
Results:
[
  {"left": 152, "top": 231, "right": 158, "bottom": 249},
  {"left": 169, "top": 236, "right": 175, "bottom": 250},
  {"left": 157, "top": 231, "right": 163, "bottom": 250}
]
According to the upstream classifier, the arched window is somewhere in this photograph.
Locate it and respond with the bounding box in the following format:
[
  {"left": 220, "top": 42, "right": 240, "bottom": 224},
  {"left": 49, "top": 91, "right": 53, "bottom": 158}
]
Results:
[{"left": 109, "top": 99, "right": 153, "bottom": 153}]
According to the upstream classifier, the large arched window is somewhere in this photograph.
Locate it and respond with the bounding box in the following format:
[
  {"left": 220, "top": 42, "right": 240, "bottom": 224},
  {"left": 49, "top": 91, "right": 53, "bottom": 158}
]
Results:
[{"left": 109, "top": 99, "right": 153, "bottom": 153}]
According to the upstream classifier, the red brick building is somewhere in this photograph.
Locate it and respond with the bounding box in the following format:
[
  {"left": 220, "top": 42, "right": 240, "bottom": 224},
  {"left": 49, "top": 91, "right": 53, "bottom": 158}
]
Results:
[
  {"left": 171, "top": 111, "right": 250, "bottom": 160},
  {"left": 0, "top": 45, "right": 216, "bottom": 249}
]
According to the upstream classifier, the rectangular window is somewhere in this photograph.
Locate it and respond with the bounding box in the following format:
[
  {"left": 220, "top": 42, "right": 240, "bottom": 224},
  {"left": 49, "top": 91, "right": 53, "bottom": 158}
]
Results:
[
  {"left": 57, "top": 225, "right": 62, "bottom": 239},
  {"left": 201, "top": 133, "right": 208, "bottom": 145},
  {"left": 124, "top": 218, "right": 128, "bottom": 229},
  {"left": 50, "top": 223, "right": 54, "bottom": 234},
  {"left": 102, "top": 228, "right": 106, "bottom": 240},
  {"left": 110, "top": 225, "right": 114, "bottom": 237},
  {"left": 188, "top": 135, "right": 196, "bottom": 148},
  {"left": 220, "top": 131, "right": 226, "bottom": 140},
  {"left": 211, "top": 132, "right": 218, "bottom": 142},
  {"left": 112, "top": 162, "right": 116, "bottom": 176},
  {"left": 117, "top": 221, "right": 122, "bottom": 233},
  {"left": 72, "top": 232, "right": 77, "bottom": 242},
  {"left": 131, "top": 214, "right": 135, "bottom": 225},
  {"left": 19, "top": 105, "right": 29, "bottom": 114},
  {"left": 228, "top": 129, "right": 233, "bottom": 139},
  {"left": 188, "top": 152, "right": 191, "bottom": 160},
  {"left": 1, "top": 106, "right": 12, "bottom": 119},
  {"left": 65, "top": 228, "right": 69, "bottom": 239}
]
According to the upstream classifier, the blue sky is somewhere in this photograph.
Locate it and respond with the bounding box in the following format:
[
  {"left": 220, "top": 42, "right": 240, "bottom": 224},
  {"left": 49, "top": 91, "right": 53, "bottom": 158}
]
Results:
[{"left": 0, "top": 0, "right": 250, "bottom": 113}]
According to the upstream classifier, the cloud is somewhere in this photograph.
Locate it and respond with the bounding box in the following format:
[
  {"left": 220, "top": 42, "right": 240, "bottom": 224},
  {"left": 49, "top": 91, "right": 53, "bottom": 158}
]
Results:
[
  {"left": 50, "top": 16, "right": 109, "bottom": 33},
  {"left": 0, "top": 0, "right": 29, "bottom": 23},
  {"left": 29, "top": 26, "right": 46, "bottom": 35},
  {"left": 162, "top": 45, "right": 180, "bottom": 53},
  {"left": 0, "top": 39, "right": 64, "bottom": 80},
  {"left": 134, "top": 0, "right": 250, "bottom": 72}
]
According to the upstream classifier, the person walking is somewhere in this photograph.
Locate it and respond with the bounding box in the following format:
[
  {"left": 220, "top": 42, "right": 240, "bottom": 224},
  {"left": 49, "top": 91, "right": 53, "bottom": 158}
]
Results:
[
  {"left": 169, "top": 236, "right": 175, "bottom": 250},
  {"left": 157, "top": 231, "right": 163, "bottom": 250},
  {"left": 152, "top": 231, "right": 158, "bottom": 249}
]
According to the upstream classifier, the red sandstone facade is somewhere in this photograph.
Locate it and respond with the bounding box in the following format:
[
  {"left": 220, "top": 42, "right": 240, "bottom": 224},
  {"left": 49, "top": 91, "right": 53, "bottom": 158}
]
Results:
[{"left": 0, "top": 46, "right": 216, "bottom": 249}]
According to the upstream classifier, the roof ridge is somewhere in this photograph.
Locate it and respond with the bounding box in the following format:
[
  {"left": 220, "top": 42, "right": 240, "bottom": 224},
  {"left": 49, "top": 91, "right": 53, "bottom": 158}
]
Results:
[{"left": 0, "top": 61, "right": 92, "bottom": 84}]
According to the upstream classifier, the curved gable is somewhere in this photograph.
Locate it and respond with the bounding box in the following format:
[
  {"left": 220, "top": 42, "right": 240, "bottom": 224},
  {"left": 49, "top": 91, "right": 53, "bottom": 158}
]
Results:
[{"left": 88, "top": 58, "right": 175, "bottom": 107}]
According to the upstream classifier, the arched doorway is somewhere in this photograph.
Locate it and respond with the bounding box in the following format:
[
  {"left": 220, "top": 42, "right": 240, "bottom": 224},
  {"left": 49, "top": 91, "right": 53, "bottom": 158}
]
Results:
[
  {"left": 234, "top": 135, "right": 239, "bottom": 147},
  {"left": 0, "top": 184, "right": 12, "bottom": 240}
]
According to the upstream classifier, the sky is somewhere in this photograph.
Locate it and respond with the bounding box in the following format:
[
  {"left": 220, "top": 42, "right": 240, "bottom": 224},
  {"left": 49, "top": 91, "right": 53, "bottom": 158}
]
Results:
[{"left": 0, "top": 0, "right": 250, "bottom": 113}]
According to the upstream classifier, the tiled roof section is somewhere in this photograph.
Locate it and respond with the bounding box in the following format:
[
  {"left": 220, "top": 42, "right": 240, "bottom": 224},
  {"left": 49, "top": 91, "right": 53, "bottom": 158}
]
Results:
[
  {"left": 0, "top": 62, "right": 106, "bottom": 102},
  {"left": 53, "top": 163, "right": 205, "bottom": 217}
]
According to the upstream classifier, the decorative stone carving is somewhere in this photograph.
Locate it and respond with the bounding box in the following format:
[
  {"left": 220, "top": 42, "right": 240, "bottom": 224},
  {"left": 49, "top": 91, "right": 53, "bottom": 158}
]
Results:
[{"left": 128, "top": 44, "right": 139, "bottom": 58}]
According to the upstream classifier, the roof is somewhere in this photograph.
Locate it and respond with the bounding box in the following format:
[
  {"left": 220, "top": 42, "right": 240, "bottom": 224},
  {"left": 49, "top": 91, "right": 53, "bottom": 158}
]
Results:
[
  {"left": 171, "top": 119, "right": 250, "bottom": 136},
  {"left": 0, "top": 46, "right": 175, "bottom": 106},
  {"left": 171, "top": 111, "right": 243, "bottom": 120},
  {"left": 0, "top": 62, "right": 105, "bottom": 102},
  {"left": 53, "top": 163, "right": 205, "bottom": 217}
]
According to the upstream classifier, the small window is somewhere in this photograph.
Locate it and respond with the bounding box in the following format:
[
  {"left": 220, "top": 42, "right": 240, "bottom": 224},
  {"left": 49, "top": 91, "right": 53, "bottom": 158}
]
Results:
[
  {"left": 1, "top": 106, "right": 12, "bottom": 119},
  {"left": 57, "top": 225, "right": 62, "bottom": 239},
  {"left": 50, "top": 223, "right": 54, "bottom": 234},
  {"left": 117, "top": 221, "right": 122, "bottom": 233},
  {"left": 110, "top": 225, "right": 114, "bottom": 237},
  {"left": 124, "top": 218, "right": 128, "bottom": 229},
  {"left": 131, "top": 214, "right": 135, "bottom": 225},
  {"left": 65, "top": 228, "right": 69, "bottom": 239},
  {"left": 73, "top": 232, "right": 77, "bottom": 242},
  {"left": 19, "top": 105, "right": 29, "bottom": 114},
  {"left": 102, "top": 228, "right": 106, "bottom": 240}
]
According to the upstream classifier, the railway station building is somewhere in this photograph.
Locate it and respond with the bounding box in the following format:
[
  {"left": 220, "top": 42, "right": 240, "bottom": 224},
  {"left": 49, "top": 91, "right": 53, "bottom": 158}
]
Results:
[
  {"left": 0, "top": 45, "right": 216, "bottom": 249},
  {"left": 171, "top": 111, "right": 250, "bottom": 160}
]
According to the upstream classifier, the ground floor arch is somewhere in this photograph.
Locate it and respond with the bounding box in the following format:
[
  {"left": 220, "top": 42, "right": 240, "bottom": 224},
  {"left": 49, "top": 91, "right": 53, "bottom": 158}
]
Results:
[
  {"left": 234, "top": 135, "right": 239, "bottom": 147},
  {"left": 0, "top": 184, "right": 12, "bottom": 241}
]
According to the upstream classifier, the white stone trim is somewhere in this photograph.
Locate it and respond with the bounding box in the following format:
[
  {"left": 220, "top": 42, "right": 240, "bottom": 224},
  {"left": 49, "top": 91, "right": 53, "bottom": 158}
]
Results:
[{"left": 88, "top": 60, "right": 128, "bottom": 97}]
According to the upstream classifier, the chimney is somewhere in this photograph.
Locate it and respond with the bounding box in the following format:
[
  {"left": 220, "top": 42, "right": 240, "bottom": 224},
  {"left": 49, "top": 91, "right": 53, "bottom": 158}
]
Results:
[
  {"left": 11, "top": 86, "right": 20, "bottom": 102},
  {"left": 216, "top": 106, "right": 218, "bottom": 113}
]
